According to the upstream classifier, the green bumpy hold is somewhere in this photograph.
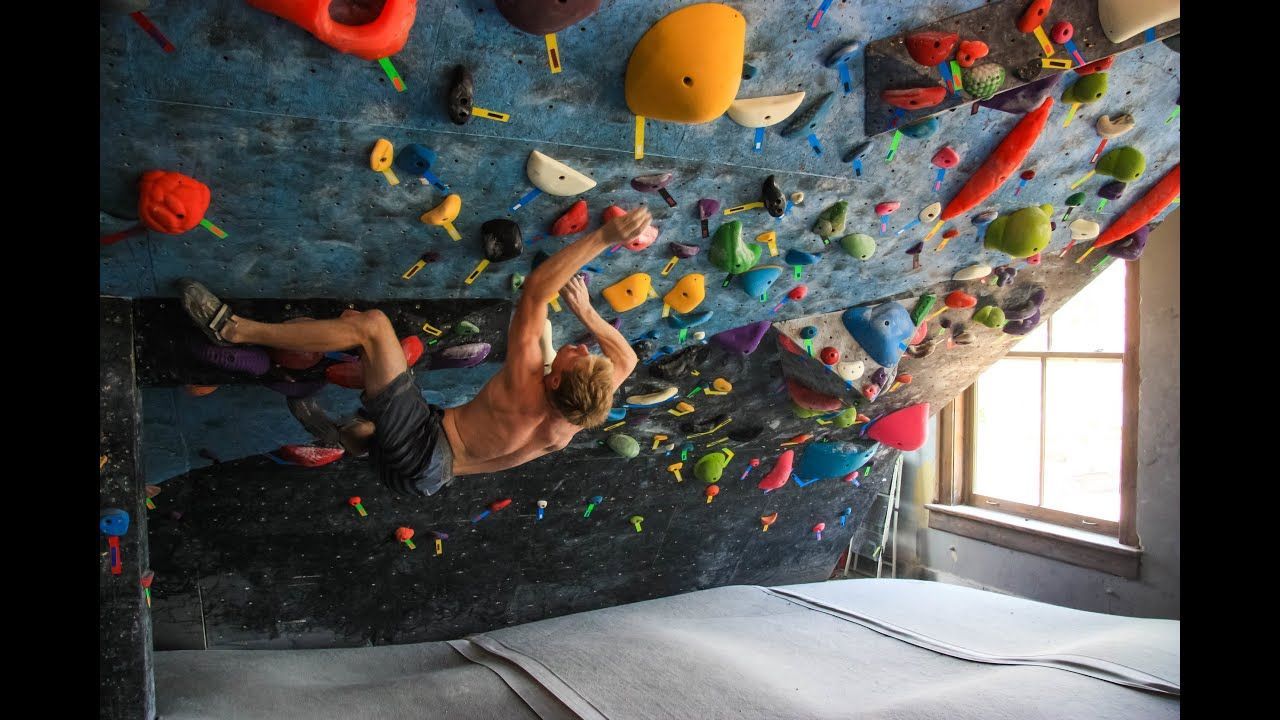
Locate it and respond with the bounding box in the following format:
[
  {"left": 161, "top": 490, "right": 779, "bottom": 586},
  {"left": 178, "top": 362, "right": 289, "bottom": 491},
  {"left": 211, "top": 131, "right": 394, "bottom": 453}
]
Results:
[
  {"left": 607, "top": 434, "right": 640, "bottom": 459},
  {"left": 695, "top": 451, "right": 730, "bottom": 483},
  {"left": 1063, "top": 72, "right": 1108, "bottom": 104},
  {"left": 839, "top": 233, "right": 876, "bottom": 260},
  {"left": 1096, "top": 146, "right": 1146, "bottom": 183},
  {"left": 984, "top": 204, "right": 1054, "bottom": 258},
  {"left": 812, "top": 201, "right": 848, "bottom": 238},
  {"left": 709, "top": 220, "right": 762, "bottom": 274},
  {"left": 973, "top": 306, "right": 1007, "bottom": 328}
]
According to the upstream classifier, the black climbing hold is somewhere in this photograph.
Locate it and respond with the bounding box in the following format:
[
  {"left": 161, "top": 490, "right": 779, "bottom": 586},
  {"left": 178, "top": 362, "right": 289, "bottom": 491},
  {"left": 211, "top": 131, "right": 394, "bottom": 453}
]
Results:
[
  {"left": 762, "top": 175, "right": 786, "bottom": 218},
  {"left": 481, "top": 219, "right": 523, "bottom": 263},
  {"left": 649, "top": 344, "right": 711, "bottom": 380},
  {"left": 448, "top": 65, "right": 474, "bottom": 125}
]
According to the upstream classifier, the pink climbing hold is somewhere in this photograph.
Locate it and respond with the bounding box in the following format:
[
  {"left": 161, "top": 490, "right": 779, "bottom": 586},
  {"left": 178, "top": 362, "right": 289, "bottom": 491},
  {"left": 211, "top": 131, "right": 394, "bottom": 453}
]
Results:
[
  {"left": 931, "top": 147, "right": 960, "bottom": 169},
  {"left": 1050, "top": 21, "right": 1073, "bottom": 44},
  {"left": 865, "top": 403, "right": 931, "bottom": 451},
  {"left": 786, "top": 378, "right": 842, "bottom": 411},
  {"left": 909, "top": 320, "right": 929, "bottom": 346},
  {"left": 276, "top": 445, "right": 344, "bottom": 467},
  {"left": 758, "top": 450, "right": 794, "bottom": 493},
  {"left": 625, "top": 223, "right": 659, "bottom": 251}
]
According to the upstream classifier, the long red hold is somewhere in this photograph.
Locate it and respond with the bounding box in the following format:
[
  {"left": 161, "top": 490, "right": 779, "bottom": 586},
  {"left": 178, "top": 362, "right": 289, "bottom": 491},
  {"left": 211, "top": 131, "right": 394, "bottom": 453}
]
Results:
[
  {"left": 940, "top": 97, "right": 1053, "bottom": 222},
  {"left": 1092, "top": 164, "right": 1180, "bottom": 248}
]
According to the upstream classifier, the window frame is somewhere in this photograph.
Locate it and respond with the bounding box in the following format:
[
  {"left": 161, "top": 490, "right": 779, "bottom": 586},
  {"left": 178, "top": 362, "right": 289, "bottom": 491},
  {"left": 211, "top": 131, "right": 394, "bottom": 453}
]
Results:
[{"left": 935, "top": 259, "right": 1140, "bottom": 549}]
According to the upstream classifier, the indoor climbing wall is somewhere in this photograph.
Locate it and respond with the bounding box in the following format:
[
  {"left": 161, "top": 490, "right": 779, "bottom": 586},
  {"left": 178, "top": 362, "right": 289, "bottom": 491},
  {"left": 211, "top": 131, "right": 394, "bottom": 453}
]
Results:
[{"left": 99, "top": 0, "right": 1179, "bottom": 652}]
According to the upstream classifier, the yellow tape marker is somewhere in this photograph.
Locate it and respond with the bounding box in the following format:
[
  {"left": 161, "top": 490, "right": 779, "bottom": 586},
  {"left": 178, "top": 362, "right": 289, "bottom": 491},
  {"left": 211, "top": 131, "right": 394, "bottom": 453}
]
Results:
[
  {"left": 1063, "top": 102, "right": 1081, "bottom": 127},
  {"left": 420, "top": 322, "right": 443, "bottom": 336},
  {"left": 471, "top": 106, "right": 510, "bottom": 122},
  {"left": 1032, "top": 25, "right": 1055, "bottom": 56},
  {"left": 549, "top": 297, "right": 562, "bottom": 312},
  {"left": 545, "top": 33, "right": 562, "bottom": 74},
  {"left": 1040, "top": 57, "right": 1073, "bottom": 69},
  {"left": 661, "top": 304, "right": 671, "bottom": 318},
  {"left": 441, "top": 220, "right": 461, "bottom": 241},
  {"left": 603, "top": 421, "right": 626, "bottom": 431},
  {"left": 464, "top": 258, "right": 490, "bottom": 285},
  {"left": 661, "top": 256, "right": 679, "bottom": 276},
  {"left": 403, "top": 259, "right": 428, "bottom": 280},
  {"left": 379, "top": 168, "right": 399, "bottom": 185},
  {"left": 1069, "top": 169, "right": 1096, "bottom": 190},
  {"left": 724, "top": 201, "right": 764, "bottom": 215},
  {"left": 705, "top": 437, "right": 728, "bottom": 447},
  {"left": 755, "top": 230, "right": 778, "bottom": 256},
  {"left": 922, "top": 219, "right": 945, "bottom": 242},
  {"left": 634, "top": 115, "right": 645, "bottom": 160}
]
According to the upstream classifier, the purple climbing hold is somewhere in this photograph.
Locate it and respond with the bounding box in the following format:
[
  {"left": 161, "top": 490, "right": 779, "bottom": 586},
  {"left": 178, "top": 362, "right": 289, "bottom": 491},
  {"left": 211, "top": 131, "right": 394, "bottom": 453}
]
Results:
[
  {"left": 188, "top": 339, "right": 270, "bottom": 376},
  {"left": 870, "top": 367, "right": 888, "bottom": 386},
  {"left": 1003, "top": 308, "right": 1041, "bottom": 336},
  {"left": 980, "top": 73, "right": 1062, "bottom": 114},
  {"left": 1106, "top": 225, "right": 1150, "bottom": 261},
  {"left": 697, "top": 199, "right": 722, "bottom": 220},
  {"left": 711, "top": 321, "right": 772, "bottom": 355},
  {"left": 669, "top": 242, "right": 701, "bottom": 259},
  {"left": 429, "top": 342, "right": 492, "bottom": 369}
]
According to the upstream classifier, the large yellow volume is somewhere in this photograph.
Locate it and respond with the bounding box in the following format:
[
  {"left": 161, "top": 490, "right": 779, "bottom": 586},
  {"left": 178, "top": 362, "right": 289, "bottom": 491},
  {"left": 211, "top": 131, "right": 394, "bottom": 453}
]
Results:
[{"left": 624, "top": 4, "right": 746, "bottom": 124}]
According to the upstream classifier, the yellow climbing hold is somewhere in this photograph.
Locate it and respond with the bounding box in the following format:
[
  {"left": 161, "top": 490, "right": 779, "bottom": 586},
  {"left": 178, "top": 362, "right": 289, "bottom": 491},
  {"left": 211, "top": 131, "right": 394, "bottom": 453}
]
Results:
[
  {"left": 663, "top": 273, "right": 706, "bottom": 315},
  {"left": 624, "top": 3, "right": 746, "bottom": 124},
  {"left": 602, "top": 273, "right": 654, "bottom": 313}
]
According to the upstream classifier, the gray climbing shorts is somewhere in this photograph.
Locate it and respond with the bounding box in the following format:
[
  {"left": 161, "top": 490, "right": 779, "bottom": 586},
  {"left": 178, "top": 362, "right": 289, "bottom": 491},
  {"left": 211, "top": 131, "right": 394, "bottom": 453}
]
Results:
[{"left": 360, "top": 371, "right": 455, "bottom": 497}]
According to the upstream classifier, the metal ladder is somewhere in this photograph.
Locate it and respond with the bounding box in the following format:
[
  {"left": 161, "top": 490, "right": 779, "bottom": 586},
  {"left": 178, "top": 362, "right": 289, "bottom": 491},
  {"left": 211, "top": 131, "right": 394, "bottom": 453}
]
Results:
[{"left": 843, "top": 452, "right": 903, "bottom": 579}]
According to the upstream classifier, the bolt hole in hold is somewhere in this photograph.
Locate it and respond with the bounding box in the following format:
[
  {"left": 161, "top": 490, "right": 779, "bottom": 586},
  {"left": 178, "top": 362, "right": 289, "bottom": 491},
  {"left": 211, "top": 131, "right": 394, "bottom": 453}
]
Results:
[
  {"left": 683, "top": 76, "right": 694, "bottom": 87},
  {"left": 559, "top": 175, "right": 566, "bottom": 180}
]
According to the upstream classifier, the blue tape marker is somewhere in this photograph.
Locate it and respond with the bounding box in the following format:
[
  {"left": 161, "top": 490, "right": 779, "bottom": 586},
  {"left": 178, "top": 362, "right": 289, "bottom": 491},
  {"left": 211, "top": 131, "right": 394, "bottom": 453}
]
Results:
[
  {"left": 793, "top": 474, "right": 822, "bottom": 488},
  {"left": 1143, "top": 27, "right": 1156, "bottom": 43},
  {"left": 837, "top": 61, "right": 853, "bottom": 95},
  {"left": 934, "top": 168, "right": 946, "bottom": 191},
  {"left": 807, "top": 132, "right": 823, "bottom": 156},
  {"left": 510, "top": 187, "right": 543, "bottom": 212},
  {"left": 753, "top": 126, "right": 765, "bottom": 153},
  {"left": 937, "top": 62, "right": 953, "bottom": 92},
  {"left": 851, "top": 158, "right": 863, "bottom": 177},
  {"left": 807, "top": 0, "right": 834, "bottom": 31},
  {"left": 421, "top": 170, "right": 450, "bottom": 193},
  {"left": 1064, "top": 40, "right": 1085, "bottom": 65}
]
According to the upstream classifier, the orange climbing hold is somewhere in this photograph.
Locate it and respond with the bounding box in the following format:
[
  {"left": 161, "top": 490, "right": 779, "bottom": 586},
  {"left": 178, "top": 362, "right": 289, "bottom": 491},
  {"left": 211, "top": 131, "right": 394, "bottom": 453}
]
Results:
[
  {"left": 138, "top": 170, "right": 211, "bottom": 235},
  {"left": 624, "top": 3, "right": 746, "bottom": 123},
  {"left": 246, "top": 0, "right": 419, "bottom": 61}
]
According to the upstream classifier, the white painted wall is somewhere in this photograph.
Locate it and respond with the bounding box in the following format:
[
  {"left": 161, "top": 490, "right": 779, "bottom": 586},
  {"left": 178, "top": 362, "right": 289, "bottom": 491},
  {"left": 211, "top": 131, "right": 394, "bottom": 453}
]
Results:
[{"left": 896, "top": 209, "right": 1180, "bottom": 619}]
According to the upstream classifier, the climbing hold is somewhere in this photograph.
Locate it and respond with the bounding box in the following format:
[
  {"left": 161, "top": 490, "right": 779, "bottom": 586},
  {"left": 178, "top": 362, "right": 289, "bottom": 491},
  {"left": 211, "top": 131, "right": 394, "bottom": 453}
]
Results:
[
  {"left": 760, "top": 512, "right": 778, "bottom": 532},
  {"left": 1107, "top": 226, "right": 1150, "bottom": 261},
  {"left": 276, "top": 445, "right": 344, "bottom": 467},
  {"left": 429, "top": 342, "right": 492, "bottom": 369},
  {"left": 739, "top": 266, "right": 784, "bottom": 298},
  {"left": 1063, "top": 73, "right": 1109, "bottom": 104},
  {"left": 727, "top": 92, "right": 807, "bottom": 128},
  {"left": 710, "top": 220, "right": 762, "bottom": 274},
  {"left": 695, "top": 449, "right": 733, "bottom": 483},
  {"left": 137, "top": 170, "right": 211, "bottom": 235},
  {"left": 626, "top": 387, "right": 678, "bottom": 407},
  {"left": 526, "top": 150, "right": 597, "bottom": 196},
  {"left": 758, "top": 450, "right": 794, "bottom": 493},
  {"left": 812, "top": 201, "right": 849, "bottom": 239},
  {"left": 843, "top": 139, "right": 874, "bottom": 163},
  {"left": 1096, "top": 114, "right": 1136, "bottom": 140},
  {"left": 669, "top": 242, "right": 701, "bottom": 261},
  {"left": 494, "top": 0, "right": 601, "bottom": 34},
  {"left": 984, "top": 205, "right": 1054, "bottom": 258},
  {"left": 190, "top": 340, "right": 271, "bottom": 376},
  {"left": 863, "top": 403, "right": 930, "bottom": 451},
  {"left": 839, "top": 233, "right": 876, "bottom": 260},
  {"left": 799, "top": 326, "right": 818, "bottom": 340},
  {"left": 841, "top": 302, "right": 914, "bottom": 368},
  {"left": 819, "top": 347, "right": 840, "bottom": 366},
  {"left": 632, "top": 173, "right": 678, "bottom": 207},
  {"left": 630, "top": 515, "right": 644, "bottom": 532},
  {"left": 1097, "top": 147, "right": 1146, "bottom": 182},
  {"left": 973, "top": 306, "right": 1007, "bottom": 328},
  {"left": 650, "top": 343, "right": 712, "bottom": 380},
  {"left": 710, "top": 321, "right": 771, "bottom": 355},
  {"left": 624, "top": 3, "right": 746, "bottom": 124},
  {"left": 836, "top": 360, "right": 865, "bottom": 383},
  {"left": 510, "top": 273, "right": 526, "bottom": 292},
  {"left": 1017, "top": 0, "right": 1053, "bottom": 33},
  {"left": 421, "top": 194, "right": 463, "bottom": 241},
  {"left": 791, "top": 192, "right": 806, "bottom": 205},
  {"left": 932, "top": 147, "right": 960, "bottom": 168},
  {"left": 881, "top": 86, "right": 947, "bottom": 111},
  {"left": 480, "top": 218, "right": 524, "bottom": 266},
  {"left": 664, "top": 274, "right": 706, "bottom": 314},
  {"left": 942, "top": 97, "right": 1054, "bottom": 226},
  {"left": 704, "top": 485, "right": 721, "bottom": 504},
  {"left": 246, "top": 0, "right": 417, "bottom": 61},
  {"left": 955, "top": 39, "right": 988, "bottom": 68},
  {"left": 270, "top": 348, "right": 323, "bottom": 370},
  {"left": 369, "top": 139, "right": 398, "bottom": 185},
  {"left": 980, "top": 73, "right": 1060, "bottom": 114},
  {"left": 184, "top": 385, "right": 219, "bottom": 397},
  {"left": 668, "top": 309, "right": 714, "bottom": 329},
  {"left": 1050, "top": 21, "right": 1073, "bottom": 44},
  {"left": 1098, "top": 0, "right": 1179, "bottom": 43},
  {"left": 786, "top": 378, "right": 841, "bottom": 412},
  {"left": 953, "top": 264, "right": 992, "bottom": 281},
  {"left": 602, "top": 273, "right": 655, "bottom": 313},
  {"left": 551, "top": 200, "right": 589, "bottom": 236},
  {"left": 741, "top": 61, "right": 758, "bottom": 80},
  {"left": 945, "top": 291, "right": 977, "bottom": 309},
  {"left": 762, "top": 175, "right": 787, "bottom": 218},
  {"left": 781, "top": 91, "right": 836, "bottom": 138},
  {"left": 1003, "top": 308, "right": 1042, "bottom": 336},
  {"left": 824, "top": 40, "right": 862, "bottom": 68},
  {"left": 905, "top": 30, "right": 959, "bottom": 67},
  {"left": 624, "top": 224, "right": 660, "bottom": 252},
  {"left": 447, "top": 65, "right": 474, "bottom": 125},
  {"left": 1075, "top": 56, "right": 1116, "bottom": 76},
  {"left": 396, "top": 143, "right": 440, "bottom": 180},
  {"left": 993, "top": 266, "right": 1018, "bottom": 287},
  {"left": 794, "top": 441, "right": 878, "bottom": 480},
  {"left": 607, "top": 434, "right": 640, "bottom": 459},
  {"left": 905, "top": 242, "right": 924, "bottom": 269},
  {"left": 1070, "top": 219, "right": 1101, "bottom": 242},
  {"left": 785, "top": 249, "right": 821, "bottom": 271},
  {"left": 455, "top": 321, "right": 480, "bottom": 336},
  {"left": 963, "top": 64, "right": 1007, "bottom": 101}
]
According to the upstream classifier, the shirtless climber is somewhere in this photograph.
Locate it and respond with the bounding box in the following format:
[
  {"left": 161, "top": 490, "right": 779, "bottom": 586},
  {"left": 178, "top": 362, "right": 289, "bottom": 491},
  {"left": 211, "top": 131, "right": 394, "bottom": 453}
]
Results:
[{"left": 176, "top": 206, "right": 652, "bottom": 497}]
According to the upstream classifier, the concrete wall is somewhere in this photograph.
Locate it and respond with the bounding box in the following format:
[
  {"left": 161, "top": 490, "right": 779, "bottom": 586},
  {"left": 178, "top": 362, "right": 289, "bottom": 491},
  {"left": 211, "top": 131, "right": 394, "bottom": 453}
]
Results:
[{"left": 896, "top": 208, "right": 1179, "bottom": 619}]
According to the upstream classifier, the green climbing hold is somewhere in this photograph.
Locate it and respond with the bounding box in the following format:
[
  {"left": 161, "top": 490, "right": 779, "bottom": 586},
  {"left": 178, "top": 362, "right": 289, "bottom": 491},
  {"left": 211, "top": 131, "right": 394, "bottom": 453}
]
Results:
[
  {"left": 1096, "top": 146, "right": 1146, "bottom": 183},
  {"left": 963, "top": 63, "right": 1006, "bottom": 101},
  {"left": 511, "top": 273, "right": 525, "bottom": 291},
  {"left": 792, "top": 402, "right": 826, "bottom": 419},
  {"left": 839, "top": 233, "right": 876, "bottom": 260},
  {"left": 455, "top": 321, "right": 480, "bottom": 336},
  {"left": 1065, "top": 191, "right": 1086, "bottom": 207},
  {"left": 984, "top": 204, "right": 1054, "bottom": 258},
  {"left": 1062, "top": 72, "right": 1108, "bottom": 104},
  {"left": 812, "top": 201, "right": 848, "bottom": 239},
  {"left": 709, "top": 220, "right": 762, "bottom": 274},
  {"left": 833, "top": 406, "right": 858, "bottom": 428},
  {"left": 694, "top": 450, "right": 731, "bottom": 483},
  {"left": 607, "top": 434, "right": 640, "bottom": 459},
  {"left": 910, "top": 294, "right": 937, "bottom": 326},
  {"left": 973, "top": 306, "right": 1007, "bottom": 328}
]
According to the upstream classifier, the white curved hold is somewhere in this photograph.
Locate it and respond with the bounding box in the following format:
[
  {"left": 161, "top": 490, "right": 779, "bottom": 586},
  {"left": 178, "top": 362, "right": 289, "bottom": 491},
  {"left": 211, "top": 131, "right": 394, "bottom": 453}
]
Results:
[
  {"left": 1070, "top": 219, "right": 1101, "bottom": 241},
  {"left": 1096, "top": 114, "right": 1136, "bottom": 140},
  {"left": 918, "top": 201, "right": 942, "bottom": 223},
  {"left": 626, "top": 387, "right": 678, "bottom": 407},
  {"left": 527, "top": 150, "right": 597, "bottom": 196},
  {"left": 836, "top": 360, "right": 865, "bottom": 383},
  {"left": 953, "top": 264, "right": 992, "bottom": 281},
  {"left": 540, "top": 318, "right": 555, "bottom": 376},
  {"left": 1098, "top": 0, "right": 1179, "bottom": 43},
  {"left": 726, "top": 92, "right": 807, "bottom": 128}
]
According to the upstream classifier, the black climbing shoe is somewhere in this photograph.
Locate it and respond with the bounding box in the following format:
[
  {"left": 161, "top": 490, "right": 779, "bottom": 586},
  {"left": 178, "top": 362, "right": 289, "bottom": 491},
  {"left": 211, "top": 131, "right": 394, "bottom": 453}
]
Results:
[
  {"left": 287, "top": 398, "right": 342, "bottom": 447},
  {"left": 177, "top": 278, "right": 236, "bottom": 346}
]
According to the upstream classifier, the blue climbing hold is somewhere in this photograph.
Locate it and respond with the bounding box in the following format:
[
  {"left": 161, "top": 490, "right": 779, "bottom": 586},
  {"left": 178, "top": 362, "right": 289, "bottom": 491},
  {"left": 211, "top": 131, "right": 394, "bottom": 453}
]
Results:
[
  {"left": 607, "top": 407, "right": 628, "bottom": 421},
  {"left": 394, "top": 143, "right": 437, "bottom": 174},
  {"left": 799, "top": 325, "right": 818, "bottom": 340},
  {"left": 784, "top": 249, "right": 821, "bottom": 266},
  {"left": 739, "top": 266, "right": 783, "bottom": 298},
  {"left": 841, "top": 302, "right": 914, "bottom": 367},
  {"left": 794, "top": 441, "right": 878, "bottom": 480},
  {"left": 100, "top": 508, "right": 131, "bottom": 536},
  {"left": 669, "top": 309, "right": 715, "bottom": 329},
  {"left": 781, "top": 92, "right": 836, "bottom": 139},
  {"left": 900, "top": 116, "right": 940, "bottom": 139}
]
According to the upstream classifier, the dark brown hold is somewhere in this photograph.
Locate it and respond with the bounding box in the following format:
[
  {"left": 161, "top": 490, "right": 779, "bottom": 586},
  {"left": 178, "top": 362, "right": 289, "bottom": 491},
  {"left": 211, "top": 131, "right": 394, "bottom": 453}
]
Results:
[
  {"left": 494, "top": 0, "right": 602, "bottom": 35},
  {"left": 448, "top": 65, "right": 474, "bottom": 125},
  {"left": 1015, "top": 59, "right": 1042, "bottom": 82}
]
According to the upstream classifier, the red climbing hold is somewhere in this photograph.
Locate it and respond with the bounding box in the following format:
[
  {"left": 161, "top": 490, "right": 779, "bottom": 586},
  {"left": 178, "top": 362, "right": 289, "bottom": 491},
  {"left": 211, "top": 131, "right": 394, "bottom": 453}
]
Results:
[
  {"left": 1017, "top": 0, "right": 1053, "bottom": 33},
  {"left": 395, "top": 527, "right": 415, "bottom": 542},
  {"left": 401, "top": 335, "right": 424, "bottom": 366},
  {"left": 138, "top": 170, "right": 211, "bottom": 235},
  {"left": 819, "top": 346, "right": 840, "bottom": 365},
  {"left": 491, "top": 498, "right": 513, "bottom": 512},
  {"left": 324, "top": 336, "right": 423, "bottom": 389},
  {"left": 777, "top": 332, "right": 806, "bottom": 356},
  {"left": 955, "top": 39, "right": 988, "bottom": 68},
  {"left": 757, "top": 450, "right": 794, "bottom": 492},
  {"left": 551, "top": 199, "right": 589, "bottom": 236},
  {"left": 276, "top": 445, "right": 345, "bottom": 467},
  {"left": 931, "top": 146, "right": 960, "bottom": 169},
  {"left": 787, "top": 285, "right": 809, "bottom": 301},
  {"left": 881, "top": 86, "right": 947, "bottom": 111},
  {"left": 941, "top": 97, "right": 1054, "bottom": 222},
  {"left": 246, "top": 0, "right": 418, "bottom": 61},
  {"left": 601, "top": 205, "right": 627, "bottom": 223},
  {"left": 945, "top": 290, "right": 977, "bottom": 308},
  {"left": 905, "top": 30, "right": 959, "bottom": 67},
  {"left": 786, "top": 378, "right": 842, "bottom": 411},
  {"left": 1050, "top": 21, "right": 1073, "bottom": 44},
  {"left": 270, "top": 348, "right": 324, "bottom": 370},
  {"left": 1074, "top": 56, "right": 1114, "bottom": 76},
  {"left": 865, "top": 403, "right": 930, "bottom": 451}
]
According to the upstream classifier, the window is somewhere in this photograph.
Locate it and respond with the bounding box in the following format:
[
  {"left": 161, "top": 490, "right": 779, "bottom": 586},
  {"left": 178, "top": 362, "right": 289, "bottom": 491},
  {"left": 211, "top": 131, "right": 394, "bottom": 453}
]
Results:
[{"left": 934, "top": 257, "right": 1140, "bottom": 565}]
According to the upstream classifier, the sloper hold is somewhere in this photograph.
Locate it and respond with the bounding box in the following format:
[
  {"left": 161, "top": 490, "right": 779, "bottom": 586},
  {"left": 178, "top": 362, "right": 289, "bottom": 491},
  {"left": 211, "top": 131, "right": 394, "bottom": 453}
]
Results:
[
  {"left": 980, "top": 73, "right": 1060, "bottom": 114},
  {"left": 138, "top": 170, "right": 210, "bottom": 234},
  {"left": 739, "top": 266, "right": 783, "bottom": 297},
  {"left": 246, "top": 0, "right": 417, "bottom": 61},
  {"left": 709, "top": 220, "right": 761, "bottom": 274},
  {"left": 727, "top": 92, "right": 807, "bottom": 128},
  {"left": 757, "top": 450, "right": 794, "bottom": 492},
  {"left": 1096, "top": 147, "right": 1146, "bottom": 183},
  {"left": 430, "top": 342, "right": 492, "bottom": 369},
  {"left": 625, "top": 3, "right": 746, "bottom": 124},
  {"left": 395, "top": 143, "right": 437, "bottom": 175},
  {"left": 900, "top": 116, "right": 940, "bottom": 139},
  {"left": 840, "top": 233, "right": 876, "bottom": 260},
  {"left": 695, "top": 451, "right": 731, "bottom": 483},
  {"left": 495, "top": 0, "right": 602, "bottom": 34},
  {"left": 794, "top": 441, "right": 878, "bottom": 480},
  {"left": 627, "top": 387, "right": 677, "bottom": 407},
  {"left": 668, "top": 309, "right": 714, "bottom": 329},
  {"left": 812, "top": 201, "right": 848, "bottom": 238},
  {"left": 984, "top": 205, "right": 1053, "bottom": 258},
  {"left": 602, "top": 273, "right": 654, "bottom": 313},
  {"left": 664, "top": 274, "right": 706, "bottom": 314},
  {"left": 190, "top": 341, "right": 270, "bottom": 376},
  {"left": 607, "top": 434, "right": 640, "bottom": 458},
  {"left": 1098, "top": 0, "right": 1179, "bottom": 43},
  {"left": 1062, "top": 73, "right": 1108, "bottom": 104},
  {"left": 526, "top": 151, "right": 597, "bottom": 196},
  {"left": 784, "top": 249, "right": 820, "bottom": 267},
  {"left": 864, "top": 403, "right": 930, "bottom": 451},
  {"left": 550, "top": 200, "right": 589, "bottom": 236},
  {"left": 881, "top": 86, "right": 946, "bottom": 110},
  {"left": 481, "top": 218, "right": 524, "bottom": 262},
  {"left": 710, "top": 321, "right": 771, "bottom": 355},
  {"left": 841, "top": 302, "right": 913, "bottom": 368},
  {"left": 781, "top": 92, "right": 836, "bottom": 138},
  {"left": 786, "top": 378, "right": 842, "bottom": 412},
  {"left": 651, "top": 343, "right": 712, "bottom": 380}
]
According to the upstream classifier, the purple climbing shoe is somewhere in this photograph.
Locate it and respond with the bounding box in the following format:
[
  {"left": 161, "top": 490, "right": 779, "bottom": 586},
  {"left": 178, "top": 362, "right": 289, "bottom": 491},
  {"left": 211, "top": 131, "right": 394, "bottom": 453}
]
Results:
[
  {"left": 177, "top": 278, "right": 236, "bottom": 346},
  {"left": 188, "top": 339, "right": 270, "bottom": 376}
]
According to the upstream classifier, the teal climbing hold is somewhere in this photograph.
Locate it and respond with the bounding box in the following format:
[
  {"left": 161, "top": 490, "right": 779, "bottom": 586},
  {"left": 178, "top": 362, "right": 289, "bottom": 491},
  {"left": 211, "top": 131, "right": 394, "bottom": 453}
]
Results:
[
  {"left": 739, "top": 265, "right": 783, "bottom": 298},
  {"left": 841, "top": 302, "right": 913, "bottom": 368},
  {"left": 794, "top": 441, "right": 878, "bottom": 481},
  {"left": 784, "top": 249, "right": 821, "bottom": 266},
  {"left": 669, "top": 309, "right": 715, "bottom": 329}
]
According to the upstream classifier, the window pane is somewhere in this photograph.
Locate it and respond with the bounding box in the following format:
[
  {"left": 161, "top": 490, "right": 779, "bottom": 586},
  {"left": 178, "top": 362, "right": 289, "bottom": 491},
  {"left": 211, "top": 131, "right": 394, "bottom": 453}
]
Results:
[
  {"left": 1010, "top": 321, "right": 1048, "bottom": 352},
  {"left": 1043, "top": 358, "right": 1122, "bottom": 521},
  {"left": 972, "top": 358, "right": 1041, "bottom": 506},
  {"left": 1049, "top": 259, "right": 1126, "bottom": 353}
]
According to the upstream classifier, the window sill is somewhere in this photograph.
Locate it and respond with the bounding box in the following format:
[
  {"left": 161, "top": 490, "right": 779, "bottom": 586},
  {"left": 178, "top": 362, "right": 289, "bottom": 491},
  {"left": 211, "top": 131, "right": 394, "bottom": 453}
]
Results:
[{"left": 925, "top": 504, "right": 1141, "bottom": 579}]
